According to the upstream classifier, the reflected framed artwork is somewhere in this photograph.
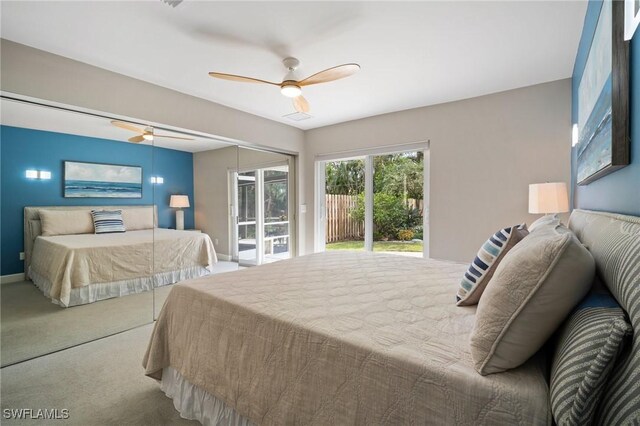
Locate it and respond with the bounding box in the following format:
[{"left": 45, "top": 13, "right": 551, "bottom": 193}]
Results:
[
  {"left": 64, "top": 161, "right": 143, "bottom": 198},
  {"left": 576, "top": 0, "right": 630, "bottom": 185}
]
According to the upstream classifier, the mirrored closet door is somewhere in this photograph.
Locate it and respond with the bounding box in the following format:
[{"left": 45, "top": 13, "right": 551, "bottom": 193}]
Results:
[
  {"left": 152, "top": 131, "right": 240, "bottom": 319},
  {"left": 0, "top": 98, "right": 155, "bottom": 366}
]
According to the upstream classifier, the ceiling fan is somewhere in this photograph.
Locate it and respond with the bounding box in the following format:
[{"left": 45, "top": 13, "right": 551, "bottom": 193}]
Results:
[
  {"left": 110, "top": 121, "right": 194, "bottom": 143},
  {"left": 209, "top": 57, "right": 360, "bottom": 113}
]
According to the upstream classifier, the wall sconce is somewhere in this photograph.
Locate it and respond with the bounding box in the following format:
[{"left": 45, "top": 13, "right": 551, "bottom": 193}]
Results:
[
  {"left": 150, "top": 176, "right": 164, "bottom": 184},
  {"left": 571, "top": 124, "right": 579, "bottom": 147},
  {"left": 26, "top": 170, "right": 51, "bottom": 180}
]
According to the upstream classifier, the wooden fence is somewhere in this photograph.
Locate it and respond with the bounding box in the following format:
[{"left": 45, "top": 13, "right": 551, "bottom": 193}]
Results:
[
  {"left": 325, "top": 194, "right": 423, "bottom": 243},
  {"left": 326, "top": 194, "right": 364, "bottom": 243}
]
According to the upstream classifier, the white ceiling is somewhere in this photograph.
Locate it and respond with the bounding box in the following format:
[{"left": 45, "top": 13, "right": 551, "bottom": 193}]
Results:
[
  {"left": 0, "top": 98, "right": 233, "bottom": 152},
  {"left": 0, "top": 1, "right": 586, "bottom": 130}
]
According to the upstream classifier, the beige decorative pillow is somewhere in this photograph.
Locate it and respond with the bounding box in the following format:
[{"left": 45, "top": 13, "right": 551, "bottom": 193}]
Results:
[
  {"left": 122, "top": 207, "right": 155, "bottom": 230},
  {"left": 470, "top": 223, "right": 595, "bottom": 375},
  {"left": 40, "top": 209, "right": 95, "bottom": 236}
]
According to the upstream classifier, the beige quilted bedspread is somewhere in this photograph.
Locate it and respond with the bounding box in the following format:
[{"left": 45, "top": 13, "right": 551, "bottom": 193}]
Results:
[
  {"left": 144, "top": 251, "right": 550, "bottom": 425},
  {"left": 30, "top": 229, "right": 217, "bottom": 306}
]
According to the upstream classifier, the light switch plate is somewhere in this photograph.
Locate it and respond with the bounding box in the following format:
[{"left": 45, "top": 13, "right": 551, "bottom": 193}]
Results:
[
  {"left": 19, "top": 252, "right": 25, "bottom": 260},
  {"left": 300, "top": 204, "right": 307, "bottom": 213}
]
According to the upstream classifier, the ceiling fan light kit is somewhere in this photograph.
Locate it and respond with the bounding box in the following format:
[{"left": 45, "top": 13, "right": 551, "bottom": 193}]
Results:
[
  {"left": 280, "top": 84, "right": 302, "bottom": 98},
  {"left": 209, "top": 57, "right": 360, "bottom": 114}
]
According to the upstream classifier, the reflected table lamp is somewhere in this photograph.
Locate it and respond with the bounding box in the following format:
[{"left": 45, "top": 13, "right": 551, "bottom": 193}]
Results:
[
  {"left": 528, "top": 182, "right": 569, "bottom": 220},
  {"left": 170, "top": 195, "right": 190, "bottom": 230}
]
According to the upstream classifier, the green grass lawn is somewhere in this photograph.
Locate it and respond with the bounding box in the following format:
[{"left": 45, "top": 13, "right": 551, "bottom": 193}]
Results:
[{"left": 326, "top": 240, "right": 423, "bottom": 252}]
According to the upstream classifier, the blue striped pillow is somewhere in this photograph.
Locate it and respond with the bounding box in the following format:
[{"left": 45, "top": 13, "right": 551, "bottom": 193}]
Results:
[
  {"left": 456, "top": 224, "right": 528, "bottom": 306},
  {"left": 550, "top": 290, "right": 632, "bottom": 425},
  {"left": 91, "top": 210, "right": 126, "bottom": 234}
]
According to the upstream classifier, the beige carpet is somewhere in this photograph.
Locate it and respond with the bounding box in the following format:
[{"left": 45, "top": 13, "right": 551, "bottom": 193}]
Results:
[
  {"left": 1, "top": 281, "right": 153, "bottom": 367},
  {"left": 1, "top": 262, "right": 240, "bottom": 366},
  {"left": 0, "top": 324, "right": 197, "bottom": 425}
]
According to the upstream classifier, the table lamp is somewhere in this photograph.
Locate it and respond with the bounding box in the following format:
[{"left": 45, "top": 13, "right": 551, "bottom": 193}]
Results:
[
  {"left": 170, "top": 195, "right": 190, "bottom": 230},
  {"left": 528, "top": 182, "right": 569, "bottom": 219}
]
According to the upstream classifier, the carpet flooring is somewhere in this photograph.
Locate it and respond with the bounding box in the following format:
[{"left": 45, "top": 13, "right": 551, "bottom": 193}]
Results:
[
  {"left": 0, "top": 324, "right": 196, "bottom": 425},
  {"left": 1, "top": 262, "right": 240, "bottom": 366}
]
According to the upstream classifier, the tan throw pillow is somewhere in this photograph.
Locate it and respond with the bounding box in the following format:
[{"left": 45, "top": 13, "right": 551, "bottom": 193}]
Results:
[
  {"left": 456, "top": 224, "right": 528, "bottom": 306},
  {"left": 40, "top": 209, "right": 95, "bottom": 236},
  {"left": 470, "top": 223, "right": 595, "bottom": 375},
  {"left": 122, "top": 207, "right": 155, "bottom": 230}
]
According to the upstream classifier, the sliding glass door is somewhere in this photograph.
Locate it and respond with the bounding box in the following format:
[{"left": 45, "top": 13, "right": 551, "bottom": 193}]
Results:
[
  {"left": 318, "top": 147, "right": 427, "bottom": 257},
  {"left": 263, "top": 167, "right": 290, "bottom": 263},
  {"left": 232, "top": 148, "right": 294, "bottom": 266},
  {"left": 236, "top": 171, "right": 258, "bottom": 266},
  {"left": 372, "top": 152, "right": 424, "bottom": 256}
]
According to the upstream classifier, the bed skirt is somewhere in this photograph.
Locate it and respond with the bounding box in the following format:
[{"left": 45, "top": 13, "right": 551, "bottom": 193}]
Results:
[
  {"left": 160, "top": 367, "right": 254, "bottom": 426},
  {"left": 29, "top": 266, "right": 211, "bottom": 307}
]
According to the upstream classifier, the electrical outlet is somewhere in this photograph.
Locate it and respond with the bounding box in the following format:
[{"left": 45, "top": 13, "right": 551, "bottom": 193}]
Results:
[
  {"left": 19, "top": 252, "right": 25, "bottom": 260},
  {"left": 214, "top": 238, "right": 219, "bottom": 246}
]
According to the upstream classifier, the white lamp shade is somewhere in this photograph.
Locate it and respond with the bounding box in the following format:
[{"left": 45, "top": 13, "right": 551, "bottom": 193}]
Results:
[
  {"left": 529, "top": 182, "right": 569, "bottom": 214},
  {"left": 170, "top": 195, "right": 190, "bottom": 208}
]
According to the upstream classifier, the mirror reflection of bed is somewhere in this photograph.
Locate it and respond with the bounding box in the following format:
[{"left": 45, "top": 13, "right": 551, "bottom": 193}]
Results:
[{"left": 0, "top": 98, "right": 242, "bottom": 366}]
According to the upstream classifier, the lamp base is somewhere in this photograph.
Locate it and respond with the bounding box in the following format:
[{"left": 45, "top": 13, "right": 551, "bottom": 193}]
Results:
[{"left": 176, "top": 209, "right": 184, "bottom": 230}]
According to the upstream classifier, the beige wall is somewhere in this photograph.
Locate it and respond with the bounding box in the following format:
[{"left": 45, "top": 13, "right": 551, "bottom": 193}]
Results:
[
  {"left": 304, "top": 79, "right": 572, "bottom": 262},
  {"left": 193, "top": 146, "right": 238, "bottom": 258}
]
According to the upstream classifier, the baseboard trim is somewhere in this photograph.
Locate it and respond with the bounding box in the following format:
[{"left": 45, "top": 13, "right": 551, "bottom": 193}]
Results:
[
  {"left": 1, "top": 272, "right": 25, "bottom": 284},
  {"left": 216, "top": 254, "right": 232, "bottom": 261}
]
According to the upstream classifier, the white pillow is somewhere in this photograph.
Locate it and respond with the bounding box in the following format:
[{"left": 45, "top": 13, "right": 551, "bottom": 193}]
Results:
[
  {"left": 122, "top": 207, "right": 155, "bottom": 230},
  {"left": 40, "top": 209, "right": 94, "bottom": 236},
  {"left": 470, "top": 224, "right": 595, "bottom": 375}
]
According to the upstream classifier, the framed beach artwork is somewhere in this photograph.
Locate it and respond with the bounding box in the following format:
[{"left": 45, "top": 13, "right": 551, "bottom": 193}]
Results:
[
  {"left": 576, "top": 0, "right": 630, "bottom": 185},
  {"left": 64, "top": 161, "right": 143, "bottom": 198}
]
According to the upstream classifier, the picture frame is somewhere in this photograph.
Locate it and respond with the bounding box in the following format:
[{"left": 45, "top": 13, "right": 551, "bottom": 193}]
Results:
[
  {"left": 63, "top": 160, "right": 143, "bottom": 198},
  {"left": 625, "top": 0, "right": 640, "bottom": 40},
  {"left": 576, "top": 0, "right": 630, "bottom": 185}
]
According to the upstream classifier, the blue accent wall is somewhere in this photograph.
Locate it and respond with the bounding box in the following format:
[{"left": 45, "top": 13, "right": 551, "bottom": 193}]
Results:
[
  {"left": 572, "top": 0, "right": 640, "bottom": 214},
  {"left": 0, "top": 125, "right": 194, "bottom": 275}
]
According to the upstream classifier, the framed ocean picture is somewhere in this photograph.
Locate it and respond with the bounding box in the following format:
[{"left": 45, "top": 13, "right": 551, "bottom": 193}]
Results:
[
  {"left": 576, "top": 0, "right": 630, "bottom": 185},
  {"left": 64, "top": 161, "right": 143, "bottom": 198}
]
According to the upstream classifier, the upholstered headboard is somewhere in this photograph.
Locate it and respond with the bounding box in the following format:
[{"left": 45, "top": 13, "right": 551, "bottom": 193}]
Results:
[
  {"left": 23, "top": 205, "right": 157, "bottom": 273},
  {"left": 568, "top": 209, "right": 640, "bottom": 422}
]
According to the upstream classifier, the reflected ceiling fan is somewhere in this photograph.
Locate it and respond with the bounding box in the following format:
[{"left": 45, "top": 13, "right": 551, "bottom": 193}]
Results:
[
  {"left": 209, "top": 57, "right": 360, "bottom": 113},
  {"left": 110, "top": 121, "right": 194, "bottom": 143}
]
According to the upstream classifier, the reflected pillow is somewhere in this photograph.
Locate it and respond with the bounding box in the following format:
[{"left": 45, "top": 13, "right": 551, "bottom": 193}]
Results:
[
  {"left": 40, "top": 209, "right": 94, "bottom": 236},
  {"left": 91, "top": 210, "right": 126, "bottom": 234},
  {"left": 470, "top": 223, "right": 595, "bottom": 375},
  {"left": 456, "top": 224, "right": 528, "bottom": 306},
  {"left": 122, "top": 207, "right": 155, "bottom": 230},
  {"left": 550, "top": 288, "right": 631, "bottom": 425}
]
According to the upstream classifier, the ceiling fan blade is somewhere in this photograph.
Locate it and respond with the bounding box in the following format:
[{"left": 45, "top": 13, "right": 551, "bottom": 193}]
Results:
[
  {"left": 298, "top": 63, "right": 360, "bottom": 87},
  {"left": 293, "top": 95, "right": 310, "bottom": 113},
  {"left": 154, "top": 134, "right": 194, "bottom": 140},
  {"left": 208, "top": 72, "right": 279, "bottom": 86},
  {"left": 128, "top": 135, "right": 145, "bottom": 143},
  {"left": 111, "top": 120, "right": 144, "bottom": 133}
]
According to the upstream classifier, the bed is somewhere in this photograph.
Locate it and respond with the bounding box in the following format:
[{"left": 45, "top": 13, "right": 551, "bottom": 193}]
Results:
[
  {"left": 25, "top": 206, "right": 217, "bottom": 307},
  {"left": 143, "top": 209, "right": 639, "bottom": 425}
]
